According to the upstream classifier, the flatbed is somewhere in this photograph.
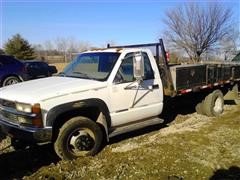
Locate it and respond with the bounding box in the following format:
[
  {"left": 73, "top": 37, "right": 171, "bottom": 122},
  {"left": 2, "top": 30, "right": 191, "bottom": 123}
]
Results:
[{"left": 170, "top": 62, "right": 240, "bottom": 94}]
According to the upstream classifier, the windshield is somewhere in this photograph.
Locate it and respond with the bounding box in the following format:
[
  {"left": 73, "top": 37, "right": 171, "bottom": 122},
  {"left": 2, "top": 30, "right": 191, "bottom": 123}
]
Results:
[{"left": 61, "top": 52, "right": 120, "bottom": 81}]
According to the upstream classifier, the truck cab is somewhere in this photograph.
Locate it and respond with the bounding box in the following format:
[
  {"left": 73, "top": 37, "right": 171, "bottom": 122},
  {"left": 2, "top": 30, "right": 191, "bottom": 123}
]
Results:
[{"left": 0, "top": 47, "right": 164, "bottom": 160}]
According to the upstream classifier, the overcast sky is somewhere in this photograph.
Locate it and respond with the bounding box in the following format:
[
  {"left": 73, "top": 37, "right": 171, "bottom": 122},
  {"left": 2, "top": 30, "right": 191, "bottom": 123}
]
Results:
[{"left": 1, "top": 0, "right": 239, "bottom": 48}]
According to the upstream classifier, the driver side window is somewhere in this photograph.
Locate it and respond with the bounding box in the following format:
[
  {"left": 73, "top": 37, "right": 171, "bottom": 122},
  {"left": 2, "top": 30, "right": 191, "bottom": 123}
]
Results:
[
  {"left": 114, "top": 52, "right": 154, "bottom": 84},
  {"left": 114, "top": 53, "right": 134, "bottom": 84}
]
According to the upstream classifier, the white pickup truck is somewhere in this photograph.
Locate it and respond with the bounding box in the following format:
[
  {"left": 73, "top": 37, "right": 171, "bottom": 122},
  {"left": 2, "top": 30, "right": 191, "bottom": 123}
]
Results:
[{"left": 0, "top": 39, "right": 240, "bottom": 160}]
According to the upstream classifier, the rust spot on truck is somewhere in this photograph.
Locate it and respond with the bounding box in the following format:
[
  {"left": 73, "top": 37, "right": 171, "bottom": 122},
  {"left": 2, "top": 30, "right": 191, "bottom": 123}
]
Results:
[
  {"left": 91, "top": 48, "right": 108, "bottom": 51},
  {"left": 116, "top": 48, "right": 123, "bottom": 52}
]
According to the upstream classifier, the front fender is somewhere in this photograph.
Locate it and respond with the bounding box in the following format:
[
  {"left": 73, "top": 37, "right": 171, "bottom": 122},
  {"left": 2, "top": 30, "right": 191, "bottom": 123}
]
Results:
[{"left": 46, "top": 98, "right": 111, "bottom": 128}]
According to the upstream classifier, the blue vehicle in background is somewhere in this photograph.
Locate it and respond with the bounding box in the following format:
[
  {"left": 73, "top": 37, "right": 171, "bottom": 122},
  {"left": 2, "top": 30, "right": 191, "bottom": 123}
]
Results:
[
  {"left": 22, "top": 60, "right": 57, "bottom": 80},
  {"left": 0, "top": 55, "right": 27, "bottom": 87}
]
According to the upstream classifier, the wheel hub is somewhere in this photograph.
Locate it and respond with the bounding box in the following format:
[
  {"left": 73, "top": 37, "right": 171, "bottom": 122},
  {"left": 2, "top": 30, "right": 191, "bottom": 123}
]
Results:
[
  {"left": 69, "top": 129, "right": 95, "bottom": 155},
  {"left": 213, "top": 97, "right": 223, "bottom": 113},
  {"left": 6, "top": 79, "right": 18, "bottom": 85},
  {"left": 75, "top": 135, "right": 94, "bottom": 151}
]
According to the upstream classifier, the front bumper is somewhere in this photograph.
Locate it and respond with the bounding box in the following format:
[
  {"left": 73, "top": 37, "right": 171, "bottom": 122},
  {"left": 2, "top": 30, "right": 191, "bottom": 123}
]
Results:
[{"left": 0, "top": 117, "right": 52, "bottom": 143}]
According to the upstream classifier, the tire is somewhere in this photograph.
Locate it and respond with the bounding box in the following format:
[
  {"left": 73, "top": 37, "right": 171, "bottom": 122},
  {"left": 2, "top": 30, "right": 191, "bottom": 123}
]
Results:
[
  {"left": 54, "top": 116, "right": 103, "bottom": 160},
  {"left": 195, "top": 101, "right": 204, "bottom": 115},
  {"left": 203, "top": 90, "right": 224, "bottom": 117},
  {"left": 2, "top": 76, "right": 21, "bottom": 86}
]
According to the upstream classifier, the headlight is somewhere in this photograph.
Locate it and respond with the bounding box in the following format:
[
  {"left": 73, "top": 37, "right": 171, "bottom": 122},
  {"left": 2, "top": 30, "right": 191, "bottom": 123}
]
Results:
[
  {"left": 16, "top": 103, "right": 32, "bottom": 113},
  {"left": 16, "top": 103, "right": 43, "bottom": 127}
]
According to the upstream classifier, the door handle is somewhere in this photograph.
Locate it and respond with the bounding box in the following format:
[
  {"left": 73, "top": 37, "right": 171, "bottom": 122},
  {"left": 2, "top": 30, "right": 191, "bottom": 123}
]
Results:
[{"left": 149, "top": 84, "right": 159, "bottom": 89}]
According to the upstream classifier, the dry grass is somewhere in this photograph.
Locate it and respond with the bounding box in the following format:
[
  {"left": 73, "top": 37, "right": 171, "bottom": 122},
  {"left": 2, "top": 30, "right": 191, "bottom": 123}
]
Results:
[{"left": 25, "top": 105, "right": 240, "bottom": 180}]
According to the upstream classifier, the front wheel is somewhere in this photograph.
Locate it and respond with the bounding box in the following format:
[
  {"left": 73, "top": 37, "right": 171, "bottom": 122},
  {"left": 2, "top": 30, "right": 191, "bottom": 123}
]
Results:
[{"left": 54, "top": 116, "right": 103, "bottom": 160}]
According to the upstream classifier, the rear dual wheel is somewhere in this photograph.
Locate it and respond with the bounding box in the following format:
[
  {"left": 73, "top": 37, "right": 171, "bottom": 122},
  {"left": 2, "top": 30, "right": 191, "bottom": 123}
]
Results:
[
  {"left": 195, "top": 101, "right": 204, "bottom": 115},
  {"left": 195, "top": 90, "right": 224, "bottom": 117}
]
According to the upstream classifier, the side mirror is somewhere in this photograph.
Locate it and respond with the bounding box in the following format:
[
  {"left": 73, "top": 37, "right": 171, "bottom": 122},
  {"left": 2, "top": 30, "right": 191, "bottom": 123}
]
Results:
[{"left": 133, "top": 52, "right": 144, "bottom": 79}]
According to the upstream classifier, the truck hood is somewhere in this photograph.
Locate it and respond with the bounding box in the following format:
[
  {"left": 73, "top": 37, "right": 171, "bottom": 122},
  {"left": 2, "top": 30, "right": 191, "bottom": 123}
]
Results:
[{"left": 0, "top": 76, "right": 107, "bottom": 103}]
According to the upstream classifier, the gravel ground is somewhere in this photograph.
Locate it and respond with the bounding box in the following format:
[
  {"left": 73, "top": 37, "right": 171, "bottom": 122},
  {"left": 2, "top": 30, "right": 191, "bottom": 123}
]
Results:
[{"left": 0, "top": 104, "right": 240, "bottom": 179}]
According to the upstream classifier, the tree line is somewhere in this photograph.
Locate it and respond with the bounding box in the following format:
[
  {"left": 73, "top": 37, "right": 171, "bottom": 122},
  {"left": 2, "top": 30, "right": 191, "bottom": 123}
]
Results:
[
  {"left": 1, "top": 3, "right": 239, "bottom": 63},
  {"left": 0, "top": 34, "right": 94, "bottom": 62}
]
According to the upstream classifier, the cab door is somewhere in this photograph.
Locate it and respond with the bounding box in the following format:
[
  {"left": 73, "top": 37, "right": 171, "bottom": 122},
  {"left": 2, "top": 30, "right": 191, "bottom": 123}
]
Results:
[{"left": 110, "top": 52, "right": 163, "bottom": 127}]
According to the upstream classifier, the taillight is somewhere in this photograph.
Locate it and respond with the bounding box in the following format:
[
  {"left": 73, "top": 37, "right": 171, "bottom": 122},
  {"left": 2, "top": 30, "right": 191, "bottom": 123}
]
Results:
[{"left": 166, "top": 51, "right": 170, "bottom": 62}]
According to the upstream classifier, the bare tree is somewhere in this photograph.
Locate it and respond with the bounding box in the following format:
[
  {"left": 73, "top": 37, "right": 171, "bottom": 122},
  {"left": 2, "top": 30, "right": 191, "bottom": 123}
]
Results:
[
  {"left": 44, "top": 40, "right": 54, "bottom": 50},
  {"left": 44, "top": 40, "right": 56, "bottom": 56},
  {"left": 219, "top": 28, "right": 240, "bottom": 60},
  {"left": 55, "top": 37, "right": 91, "bottom": 62},
  {"left": 163, "top": 3, "right": 234, "bottom": 62},
  {"left": 67, "top": 38, "right": 90, "bottom": 60},
  {"left": 67, "top": 37, "right": 78, "bottom": 53},
  {"left": 67, "top": 38, "right": 91, "bottom": 53},
  {"left": 55, "top": 37, "right": 68, "bottom": 62},
  {"left": 78, "top": 41, "right": 91, "bottom": 52},
  {"left": 33, "top": 44, "right": 44, "bottom": 60}
]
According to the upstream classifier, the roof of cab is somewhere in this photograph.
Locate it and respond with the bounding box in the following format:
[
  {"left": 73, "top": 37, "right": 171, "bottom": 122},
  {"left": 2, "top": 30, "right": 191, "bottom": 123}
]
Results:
[{"left": 85, "top": 48, "right": 148, "bottom": 53}]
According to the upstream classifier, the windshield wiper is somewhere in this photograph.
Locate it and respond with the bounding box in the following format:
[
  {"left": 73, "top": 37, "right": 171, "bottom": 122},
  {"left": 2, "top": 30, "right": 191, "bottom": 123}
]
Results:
[
  {"left": 58, "top": 72, "right": 66, "bottom": 77},
  {"left": 72, "top": 72, "right": 95, "bottom": 80}
]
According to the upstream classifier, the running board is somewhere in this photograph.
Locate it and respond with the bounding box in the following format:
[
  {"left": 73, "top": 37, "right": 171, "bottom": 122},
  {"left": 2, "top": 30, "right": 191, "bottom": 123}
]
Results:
[{"left": 109, "top": 117, "right": 164, "bottom": 138}]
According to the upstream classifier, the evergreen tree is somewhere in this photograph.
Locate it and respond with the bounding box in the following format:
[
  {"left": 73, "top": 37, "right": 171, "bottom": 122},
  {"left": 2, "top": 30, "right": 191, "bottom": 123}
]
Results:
[{"left": 4, "top": 34, "right": 36, "bottom": 60}]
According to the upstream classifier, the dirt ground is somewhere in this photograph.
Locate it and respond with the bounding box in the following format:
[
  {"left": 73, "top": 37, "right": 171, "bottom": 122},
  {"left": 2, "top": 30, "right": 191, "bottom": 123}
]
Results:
[{"left": 0, "top": 99, "right": 240, "bottom": 179}]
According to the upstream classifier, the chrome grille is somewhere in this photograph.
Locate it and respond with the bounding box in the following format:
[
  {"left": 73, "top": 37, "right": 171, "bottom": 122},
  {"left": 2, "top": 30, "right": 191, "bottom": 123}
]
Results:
[
  {"left": 0, "top": 99, "right": 18, "bottom": 124},
  {"left": 0, "top": 110, "right": 18, "bottom": 123},
  {"left": 0, "top": 99, "right": 16, "bottom": 109}
]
